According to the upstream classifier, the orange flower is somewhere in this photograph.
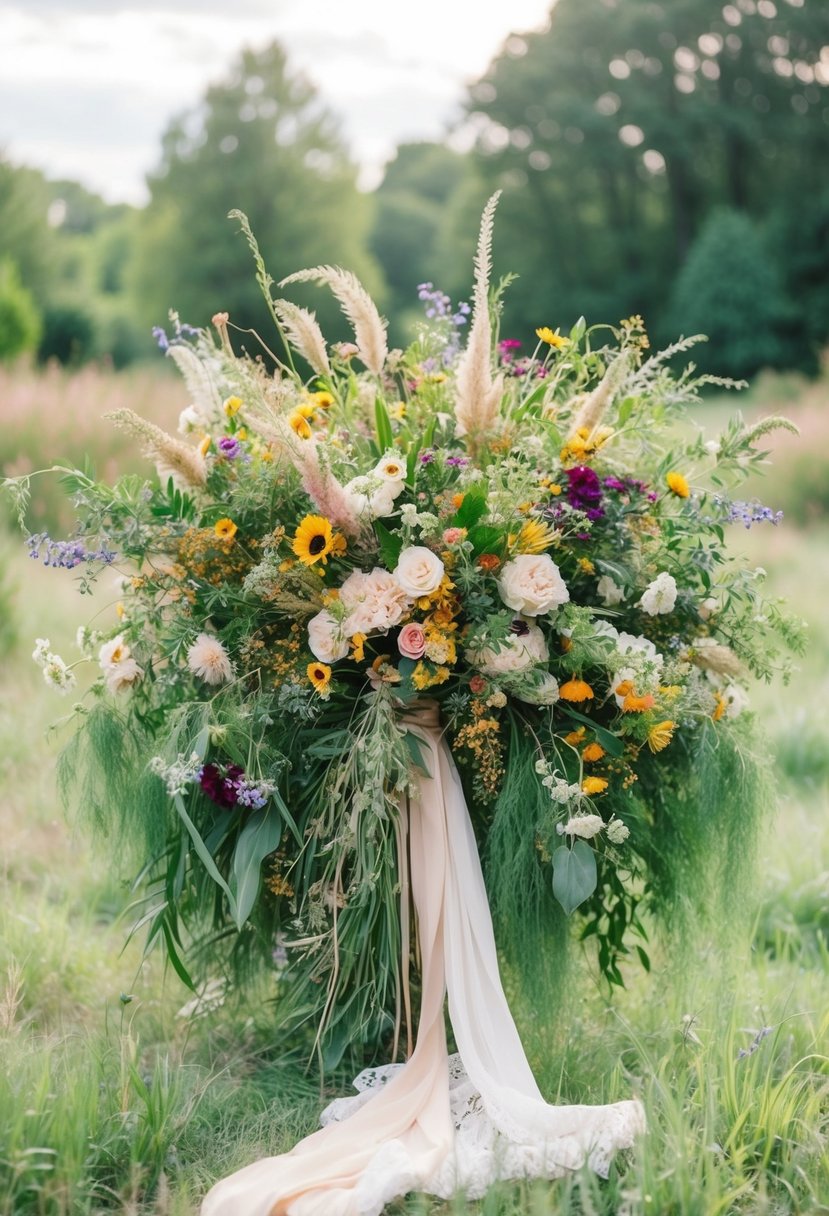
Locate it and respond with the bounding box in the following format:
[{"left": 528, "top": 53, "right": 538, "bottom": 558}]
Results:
[
  {"left": 559, "top": 678, "right": 594, "bottom": 702},
  {"left": 214, "top": 517, "right": 237, "bottom": 541},
  {"left": 582, "top": 776, "right": 608, "bottom": 795},
  {"left": 452, "top": 493, "right": 464, "bottom": 510},
  {"left": 563, "top": 726, "right": 586, "bottom": 746},
  {"left": 623, "top": 691, "right": 656, "bottom": 713},
  {"left": 477, "top": 553, "right": 501, "bottom": 572},
  {"left": 712, "top": 692, "right": 727, "bottom": 722},
  {"left": 582, "top": 742, "right": 605, "bottom": 763},
  {"left": 666, "top": 471, "right": 690, "bottom": 498}
]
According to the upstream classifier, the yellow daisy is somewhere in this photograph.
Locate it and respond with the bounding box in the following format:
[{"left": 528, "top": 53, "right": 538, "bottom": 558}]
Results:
[
  {"left": 292, "top": 515, "right": 337, "bottom": 565},
  {"left": 307, "top": 661, "right": 332, "bottom": 695},
  {"left": 666, "top": 471, "right": 690, "bottom": 498},
  {"left": 582, "top": 776, "right": 608, "bottom": 795},
  {"left": 214, "top": 517, "right": 237, "bottom": 541},
  {"left": 536, "top": 326, "right": 571, "bottom": 349},
  {"left": 223, "top": 396, "right": 243, "bottom": 417},
  {"left": 647, "top": 720, "right": 676, "bottom": 753}
]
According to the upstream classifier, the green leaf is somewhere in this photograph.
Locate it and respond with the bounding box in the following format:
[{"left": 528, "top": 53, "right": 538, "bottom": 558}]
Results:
[
  {"left": 467, "top": 524, "right": 503, "bottom": 558},
  {"left": 569, "top": 316, "right": 586, "bottom": 343},
  {"left": 403, "top": 730, "right": 431, "bottom": 778},
  {"left": 374, "top": 519, "right": 403, "bottom": 571},
  {"left": 374, "top": 396, "right": 394, "bottom": 452},
  {"left": 560, "top": 707, "right": 624, "bottom": 756},
  {"left": 617, "top": 396, "right": 637, "bottom": 426},
  {"left": 453, "top": 485, "right": 488, "bottom": 529},
  {"left": 552, "top": 840, "right": 597, "bottom": 915},
  {"left": 173, "top": 794, "right": 237, "bottom": 919},
  {"left": 232, "top": 806, "right": 283, "bottom": 928},
  {"left": 306, "top": 730, "right": 353, "bottom": 759}
]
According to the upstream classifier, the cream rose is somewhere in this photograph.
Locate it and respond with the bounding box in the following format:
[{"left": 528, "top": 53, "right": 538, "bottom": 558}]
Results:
[
  {"left": 474, "top": 619, "right": 549, "bottom": 676},
  {"left": 307, "top": 610, "right": 349, "bottom": 663},
  {"left": 398, "top": 622, "right": 426, "bottom": 660},
  {"left": 497, "top": 554, "right": 569, "bottom": 617},
  {"left": 340, "top": 568, "right": 411, "bottom": 635},
  {"left": 393, "top": 546, "right": 445, "bottom": 597}
]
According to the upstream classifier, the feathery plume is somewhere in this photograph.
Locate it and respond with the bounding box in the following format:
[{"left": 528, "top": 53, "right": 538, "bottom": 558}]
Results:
[
  {"left": 568, "top": 352, "right": 629, "bottom": 439},
  {"left": 255, "top": 415, "right": 363, "bottom": 536},
  {"left": 272, "top": 299, "right": 331, "bottom": 378},
  {"left": 105, "top": 409, "right": 207, "bottom": 490},
  {"left": 167, "top": 343, "right": 222, "bottom": 417},
  {"left": 691, "top": 641, "right": 744, "bottom": 678},
  {"left": 454, "top": 192, "right": 504, "bottom": 442},
  {"left": 280, "top": 266, "right": 387, "bottom": 376}
]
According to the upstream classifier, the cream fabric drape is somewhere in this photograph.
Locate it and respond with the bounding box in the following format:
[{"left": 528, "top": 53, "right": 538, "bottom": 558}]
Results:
[{"left": 201, "top": 706, "right": 644, "bottom": 1216}]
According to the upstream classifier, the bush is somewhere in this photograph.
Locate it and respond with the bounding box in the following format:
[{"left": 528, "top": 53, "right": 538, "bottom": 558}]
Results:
[
  {"left": 38, "top": 301, "right": 96, "bottom": 365},
  {"left": 667, "top": 209, "right": 801, "bottom": 380},
  {"left": 0, "top": 259, "right": 42, "bottom": 362}
]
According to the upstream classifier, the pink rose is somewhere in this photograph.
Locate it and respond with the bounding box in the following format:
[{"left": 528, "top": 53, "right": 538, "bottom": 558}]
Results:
[{"left": 398, "top": 623, "right": 426, "bottom": 660}]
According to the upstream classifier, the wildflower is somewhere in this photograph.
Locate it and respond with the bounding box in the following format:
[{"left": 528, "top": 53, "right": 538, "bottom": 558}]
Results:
[
  {"left": 559, "top": 678, "right": 594, "bottom": 702},
  {"left": 199, "top": 435, "right": 212, "bottom": 457},
  {"left": 477, "top": 553, "right": 501, "bottom": 572},
  {"left": 350, "top": 633, "right": 366, "bottom": 662},
  {"left": 469, "top": 675, "right": 487, "bottom": 694},
  {"left": 607, "top": 818, "right": 630, "bottom": 844},
  {"left": 214, "top": 518, "right": 238, "bottom": 541},
  {"left": 199, "top": 762, "right": 244, "bottom": 809},
  {"left": 223, "top": 396, "right": 243, "bottom": 417},
  {"left": 443, "top": 527, "right": 467, "bottom": 546},
  {"left": 647, "top": 720, "right": 676, "bottom": 753},
  {"left": 235, "top": 779, "right": 274, "bottom": 810},
  {"left": 311, "top": 391, "right": 335, "bottom": 409},
  {"left": 218, "top": 436, "right": 241, "bottom": 459},
  {"left": 307, "top": 661, "right": 332, "bottom": 696},
  {"left": 581, "top": 777, "right": 608, "bottom": 795},
  {"left": 563, "top": 726, "right": 586, "bottom": 746},
  {"left": 288, "top": 409, "right": 313, "bottom": 440},
  {"left": 639, "top": 571, "right": 677, "bottom": 615},
  {"left": 597, "top": 575, "right": 625, "bottom": 606},
  {"left": 187, "top": 633, "right": 233, "bottom": 685},
  {"left": 565, "top": 465, "right": 604, "bottom": 519},
  {"left": 578, "top": 557, "right": 595, "bottom": 575},
  {"left": 515, "top": 518, "right": 557, "bottom": 554},
  {"left": 32, "top": 637, "right": 52, "bottom": 666},
  {"left": 712, "top": 692, "right": 727, "bottom": 722},
  {"left": 292, "top": 515, "right": 338, "bottom": 566},
  {"left": 582, "top": 742, "right": 605, "bottom": 762},
  {"left": 42, "top": 653, "right": 76, "bottom": 694},
  {"left": 666, "top": 471, "right": 690, "bottom": 498},
  {"left": 558, "top": 813, "right": 605, "bottom": 838},
  {"left": 536, "top": 326, "right": 570, "bottom": 349}
]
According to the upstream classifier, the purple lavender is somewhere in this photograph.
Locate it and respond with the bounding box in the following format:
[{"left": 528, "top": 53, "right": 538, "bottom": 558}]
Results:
[
  {"left": 417, "top": 283, "right": 470, "bottom": 366},
  {"left": 715, "top": 497, "right": 783, "bottom": 529},
  {"left": 218, "top": 436, "right": 242, "bottom": 460},
  {"left": 565, "top": 466, "right": 605, "bottom": 521},
  {"left": 151, "top": 326, "right": 169, "bottom": 351},
  {"left": 27, "top": 532, "right": 116, "bottom": 569},
  {"left": 234, "top": 780, "right": 270, "bottom": 810}
]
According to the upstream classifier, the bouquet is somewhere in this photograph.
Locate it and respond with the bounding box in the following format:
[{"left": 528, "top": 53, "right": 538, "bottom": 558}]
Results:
[{"left": 10, "top": 195, "right": 803, "bottom": 1064}]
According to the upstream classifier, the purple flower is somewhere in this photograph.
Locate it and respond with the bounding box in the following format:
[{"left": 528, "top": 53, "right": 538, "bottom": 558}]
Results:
[
  {"left": 27, "top": 532, "right": 116, "bottom": 568},
  {"left": 419, "top": 450, "right": 435, "bottom": 465},
  {"left": 565, "top": 466, "right": 604, "bottom": 520},
  {"left": 151, "top": 326, "right": 169, "bottom": 351},
  {"left": 235, "top": 780, "right": 269, "bottom": 810},
  {"left": 445, "top": 455, "right": 469, "bottom": 467},
  {"left": 499, "top": 339, "right": 522, "bottom": 353},
  {"left": 198, "top": 763, "right": 245, "bottom": 809},
  {"left": 218, "top": 436, "right": 241, "bottom": 460}
]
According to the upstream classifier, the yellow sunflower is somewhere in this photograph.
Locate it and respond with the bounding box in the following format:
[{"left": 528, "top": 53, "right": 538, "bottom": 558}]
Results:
[
  {"left": 292, "top": 515, "right": 337, "bottom": 565},
  {"left": 307, "top": 661, "right": 332, "bottom": 695}
]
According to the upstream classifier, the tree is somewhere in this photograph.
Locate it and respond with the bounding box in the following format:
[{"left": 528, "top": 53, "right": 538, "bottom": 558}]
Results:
[
  {"left": 0, "top": 259, "right": 42, "bottom": 361},
  {"left": 130, "top": 43, "right": 382, "bottom": 356}
]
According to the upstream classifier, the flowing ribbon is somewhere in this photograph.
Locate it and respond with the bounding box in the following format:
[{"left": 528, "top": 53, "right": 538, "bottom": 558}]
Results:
[{"left": 202, "top": 703, "right": 644, "bottom": 1216}]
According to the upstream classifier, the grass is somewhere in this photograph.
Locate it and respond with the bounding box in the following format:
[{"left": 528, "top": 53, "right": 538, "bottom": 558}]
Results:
[{"left": 1, "top": 367, "right": 828, "bottom": 1214}]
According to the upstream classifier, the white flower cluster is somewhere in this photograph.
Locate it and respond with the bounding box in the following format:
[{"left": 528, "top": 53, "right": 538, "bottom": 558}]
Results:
[
  {"left": 557, "top": 814, "right": 605, "bottom": 839},
  {"left": 32, "top": 637, "right": 76, "bottom": 694},
  {"left": 344, "top": 451, "right": 407, "bottom": 521},
  {"left": 534, "top": 758, "right": 582, "bottom": 805},
  {"left": 99, "top": 634, "right": 143, "bottom": 694},
  {"left": 149, "top": 751, "right": 203, "bottom": 797}
]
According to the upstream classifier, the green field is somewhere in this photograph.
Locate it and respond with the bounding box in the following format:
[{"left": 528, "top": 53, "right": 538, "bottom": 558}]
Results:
[{"left": 1, "top": 368, "right": 828, "bottom": 1215}]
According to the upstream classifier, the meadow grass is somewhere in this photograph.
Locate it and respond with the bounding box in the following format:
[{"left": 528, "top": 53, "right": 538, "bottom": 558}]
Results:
[{"left": 0, "top": 368, "right": 827, "bottom": 1214}]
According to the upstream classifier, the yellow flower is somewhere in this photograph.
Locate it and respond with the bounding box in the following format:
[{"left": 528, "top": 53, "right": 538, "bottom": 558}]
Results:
[
  {"left": 115, "top": 600, "right": 126, "bottom": 620},
  {"left": 411, "top": 662, "right": 432, "bottom": 691},
  {"left": 536, "top": 326, "right": 571, "bottom": 349},
  {"left": 712, "top": 692, "right": 727, "bottom": 722},
  {"left": 559, "top": 678, "right": 594, "bottom": 702},
  {"left": 647, "top": 720, "right": 676, "bottom": 753},
  {"left": 307, "top": 661, "right": 332, "bottom": 695},
  {"left": 666, "top": 471, "right": 690, "bottom": 498},
  {"left": 452, "top": 493, "right": 464, "bottom": 510},
  {"left": 214, "top": 517, "right": 237, "bottom": 541},
  {"left": 515, "top": 518, "right": 557, "bottom": 554},
  {"left": 578, "top": 557, "right": 595, "bottom": 575},
  {"left": 278, "top": 559, "right": 295, "bottom": 573},
  {"left": 223, "top": 396, "right": 243, "bottom": 417},
  {"left": 582, "top": 742, "right": 605, "bottom": 762},
  {"left": 198, "top": 435, "right": 212, "bottom": 457},
  {"left": 563, "top": 726, "right": 586, "bottom": 746},
  {"left": 582, "top": 776, "right": 608, "bottom": 795},
  {"left": 292, "top": 515, "right": 338, "bottom": 566},
  {"left": 351, "top": 633, "right": 366, "bottom": 662},
  {"left": 311, "top": 391, "right": 335, "bottom": 409},
  {"left": 288, "top": 409, "right": 313, "bottom": 440},
  {"left": 236, "top": 427, "right": 247, "bottom": 441},
  {"left": 389, "top": 401, "right": 407, "bottom": 420}
]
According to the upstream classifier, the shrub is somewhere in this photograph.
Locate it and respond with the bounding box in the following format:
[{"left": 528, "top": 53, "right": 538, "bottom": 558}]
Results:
[
  {"left": 38, "top": 301, "right": 96, "bottom": 366},
  {"left": 0, "top": 259, "right": 42, "bottom": 362}
]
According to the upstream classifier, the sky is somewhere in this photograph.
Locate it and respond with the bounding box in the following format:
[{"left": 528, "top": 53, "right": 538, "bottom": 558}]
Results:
[{"left": 0, "top": 0, "right": 553, "bottom": 204}]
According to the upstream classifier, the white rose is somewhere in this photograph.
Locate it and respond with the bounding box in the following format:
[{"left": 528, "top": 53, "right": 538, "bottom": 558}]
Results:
[
  {"left": 515, "top": 672, "right": 560, "bottom": 706},
  {"left": 340, "top": 568, "right": 411, "bottom": 634},
  {"left": 497, "top": 554, "right": 569, "bottom": 617},
  {"left": 307, "top": 610, "right": 349, "bottom": 663},
  {"left": 394, "top": 546, "right": 445, "bottom": 597},
  {"left": 346, "top": 480, "right": 397, "bottom": 521},
  {"left": 639, "top": 572, "right": 677, "bottom": 615},
  {"left": 474, "top": 619, "right": 549, "bottom": 676},
  {"left": 596, "top": 575, "right": 625, "bottom": 606}
]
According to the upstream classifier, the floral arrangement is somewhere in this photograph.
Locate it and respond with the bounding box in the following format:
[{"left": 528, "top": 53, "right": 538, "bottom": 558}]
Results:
[{"left": 8, "top": 196, "right": 803, "bottom": 1060}]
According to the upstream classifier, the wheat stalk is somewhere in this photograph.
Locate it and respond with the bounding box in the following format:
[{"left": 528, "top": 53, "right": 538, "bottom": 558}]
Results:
[
  {"left": 280, "top": 266, "right": 387, "bottom": 376},
  {"left": 454, "top": 192, "right": 504, "bottom": 442},
  {"left": 272, "top": 299, "right": 331, "bottom": 378},
  {"left": 167, "top": 343, "right": 222, "bottom": 415},
  {"left": 105, "top": 409, "right": 207, "bottom": 490}
]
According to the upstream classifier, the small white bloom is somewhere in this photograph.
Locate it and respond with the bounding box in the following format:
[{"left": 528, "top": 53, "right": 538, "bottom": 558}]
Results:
[
  {"left": 178, "top": 404, "right": 206, "bottom": 435},
  {"left": 723, "top": 683, "right": 750, "bottom": 718},
  {"left": 596, "top": 575, "right": 625, "bottom": 607},
  {"left": 99, "top": 634, "right": 131, "bottom": 669},
  {"left": 393, "top": 546, "right": 445, "bottom": 597},
  {"left": 607, "top": 817, "right": 630, "bottom": 844},
  {"left": 534, "top": 758, "right": 548, "bottom": 775},
  {"left": 698, "top": 597, "right": 718, "bottom": 621},
  {"left": 486, "top": 690, "right": 508, "bottom": 708},
  {"left": 400, "top": 503, "right": 419, "bottom": 527},
  {"left": 704, "top": 439, "right": 721, "bottom": 457},
  {"left": 557, "top": 814, "right": 605, "bottom": 839},
  {"left": 307, "top": 610, "right": 350, "bottom": 663},
  {"left": 187, "top": 633, "right": 233, "bottom": 685},
  {"left": 32, "top": 638, "right": 51, "bottom": 667},
  {"left": 497, "top": 554, "right": 570, "bottom": 617},
  {"left": 373, "top": 452, "right": 407, "bottom": 494},
  {"left": 42, "top": 654, "right": 76, "bottom": 694},
  {"left": 639, "top": 571, "right": 678, "bottom": 615},
  {"left": 474, "top": 620, "right": 549, "bottom": 676}
]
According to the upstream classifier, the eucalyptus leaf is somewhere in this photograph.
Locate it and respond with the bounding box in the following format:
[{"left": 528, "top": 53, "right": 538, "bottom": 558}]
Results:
[{"left": 552, "top": 840, "right": 597, "bottom": 915}]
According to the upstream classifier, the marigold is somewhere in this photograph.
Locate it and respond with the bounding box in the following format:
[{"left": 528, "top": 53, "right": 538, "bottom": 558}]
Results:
[
  {"left": 477, "top": 553, "right": 501, "bottom": 572},
  {"left": 647, "top": 720, "right": 676, "bottom": 753},
  {"left": 350, "top": 633, "right": 366, "bottom": 662},
  {"left": 582, "top": 776, "right": 608, "bottom": 795},
  {"left": 214, "top": 517, "right": 237, "bottom": 541},
  {"left": 666, "top": 471, "right": 690, "bottom": 498},
  {"left": 563, "top": 726, "right": 586, "bottom": 746},
  {"left": 623, "top": 691, "right": 656, "bottom": 713},
  {"left": 452, "top": 493, "right": 464, "bottom": 510},
  {"left": 582, "top": 742, "right": 605, "bottom": 762},
  {"left": 536, "top": 326, "right": 570, "bottom": 349},
  {"left": 559, "top": 678, "right": 594, "bottom": 702},
  {"left": 712, "top": 692, "right": 727, "bottom": 722},
  {"left": 307, "top": 661, "right": 332, "bottom": 695},
  {"left": 292, "top": 515, "right": 338, "bottom": 565}
]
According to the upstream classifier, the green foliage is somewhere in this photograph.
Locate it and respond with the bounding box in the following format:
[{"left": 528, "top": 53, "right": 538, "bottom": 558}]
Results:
[
  {"left": 37, "top": 300, "right": 96, "bottom": 366},
  {"left": 667, "top": 209, "right": 798, "bottom": 379},
  {"left": 0, "top": 259, "right": 41, "bottom": 362}
]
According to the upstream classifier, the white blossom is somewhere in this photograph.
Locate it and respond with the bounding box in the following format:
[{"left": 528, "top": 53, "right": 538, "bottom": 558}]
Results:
[
  {"left": 187, "top": 633, "right": 233, "bottom": 685},
  {"left": 639, "top": 571, "right": 678, "bottom": 615},
  {"left": 557, "top": 814, "right": 605, "bottom": 839},
  {"left": 596, "top": 575, "right": 625, "bottom": 606},
  {"left": 606, "top": 817, "right": 630, "bottom": 844},
  {"left": 497, "top": 554, "right": 569, "bottom": 617}
]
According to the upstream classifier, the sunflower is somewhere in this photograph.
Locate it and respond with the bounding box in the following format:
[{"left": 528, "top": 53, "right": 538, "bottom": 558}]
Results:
[
  {"left": 292, "top": 515, "right": 337, "bottom": 565},
  {"left": 214, "top": 517, "right": 237, "bottom": 541},
  {"left": 307, "top": 661, "right": 332, "bottom": 696}
]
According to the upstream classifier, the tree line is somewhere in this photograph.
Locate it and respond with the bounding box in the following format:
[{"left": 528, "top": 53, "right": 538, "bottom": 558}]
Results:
[{"left": 2, "top": 0, "right": 828, "bottom": 380}]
